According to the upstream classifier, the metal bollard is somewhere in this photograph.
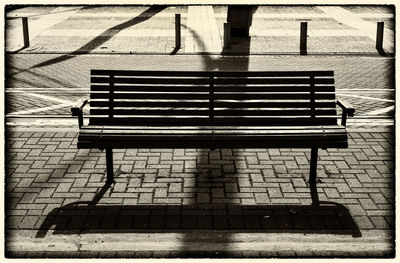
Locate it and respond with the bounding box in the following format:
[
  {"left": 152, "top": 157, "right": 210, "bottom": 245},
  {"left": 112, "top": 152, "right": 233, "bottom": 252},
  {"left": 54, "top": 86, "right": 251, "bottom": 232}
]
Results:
[
  {"left": 376, "top": 22, "right": 384, "bottom": 50},
  {"left": 175, "top": 14, "right": 181, "bottom": 49},
  {"left": 300, "top": 22, "right": 307, "bottom": 55},
  {"left": 22, "top": 17, "right": 29, "bottom": 48},
  {"left": 224, "top": 22, "right": 230, "bottom": 48}
]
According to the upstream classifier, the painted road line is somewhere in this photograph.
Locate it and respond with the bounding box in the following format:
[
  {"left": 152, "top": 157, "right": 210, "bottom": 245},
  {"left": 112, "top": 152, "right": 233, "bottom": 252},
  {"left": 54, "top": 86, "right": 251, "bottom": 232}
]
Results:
[
  {"left": 317, "top": 7, "right": 394, "bottom": 52},
  {"left": 338, "top": 94, "right": 394, "bottom": 103},
  {"left": 356, "top": 13, "right": 394, "bottom": 18},
  {"left": 13, "top": 93, "right": 89, "bottom": 113},
  {"left": 184, "top": 6, "right": 221, "bottom": 53},
  {"left": 8, "top": 103, "right": 72, "bottom": 115},
  {"left": 363, "top": 105, "right": 394, "bottom": 116},
  {"left": 24, "top": 92, "right": 76, "bottom": 104}
]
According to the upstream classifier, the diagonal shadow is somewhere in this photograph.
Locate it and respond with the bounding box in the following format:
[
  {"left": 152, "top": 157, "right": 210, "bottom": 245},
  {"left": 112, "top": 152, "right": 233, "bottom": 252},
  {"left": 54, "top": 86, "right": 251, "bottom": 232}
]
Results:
[{"left": 29, "top": 5, "right": 167, "bottom": 69}]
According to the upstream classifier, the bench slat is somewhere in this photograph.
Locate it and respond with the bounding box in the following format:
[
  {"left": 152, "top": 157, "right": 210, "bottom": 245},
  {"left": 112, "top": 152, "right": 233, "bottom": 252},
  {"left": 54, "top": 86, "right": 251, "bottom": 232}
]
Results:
[
  {"left": 90, "top": 93, "right": 336, "bottom": 100},
  {"left": 91, "top": 85, "right": 335, "bottom": 93},
  {"left": 88, "top": 116, "right": 338, "bottom": 126},
  {"left": 78, "top": 140, "right": 348, "bottom": 149},
  {"left": 89, "top": 101, "right": 337, "bottom": 108},
  {"left": 91, "top": 77, "right": 334, "bottom": 85},
  {"left": 89, "top": 109, "right": 337, "bottom": 116},
  {"left": 79, "top": 129, "right": 345, "bottom": 135},
  {"left": 80, "top": 125, "right": 345, "bottom": 131},
  {"left": 91, "top": 69, "right": 334, "bottom": 77}
]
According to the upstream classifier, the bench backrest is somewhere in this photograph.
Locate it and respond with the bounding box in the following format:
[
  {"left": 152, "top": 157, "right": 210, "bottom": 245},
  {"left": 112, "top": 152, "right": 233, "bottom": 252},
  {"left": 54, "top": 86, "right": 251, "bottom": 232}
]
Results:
[{"left": 89, "top": 70, "right": 337, "bottom": 126}]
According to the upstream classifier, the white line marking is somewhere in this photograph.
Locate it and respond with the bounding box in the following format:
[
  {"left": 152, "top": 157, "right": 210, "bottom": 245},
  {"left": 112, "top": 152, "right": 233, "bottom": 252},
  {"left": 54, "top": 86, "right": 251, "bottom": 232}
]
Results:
[
  {"left": 24, "top": 93, "right": 75, "bottom": 104},
  {"left": 338, "top": 94, "right": 394, "bottom": 102},
  {"left": 317, "top": 6, "right": 394, "bottom": 51},
  {"left": 8, "top": 103, "right": 71, "bottom": 115},
  {"left": 9, "top": 93, "right": 89, "bottom": 115},
  {"left": 363, "top": 105, "right": 394, "bottom": 116}
]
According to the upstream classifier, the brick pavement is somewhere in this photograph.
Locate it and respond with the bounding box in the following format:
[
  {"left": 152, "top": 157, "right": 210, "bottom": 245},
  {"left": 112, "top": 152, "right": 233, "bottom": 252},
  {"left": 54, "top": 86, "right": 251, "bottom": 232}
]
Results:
[{"left": 5, "top": 126, "right": 395, "bottom": 257}]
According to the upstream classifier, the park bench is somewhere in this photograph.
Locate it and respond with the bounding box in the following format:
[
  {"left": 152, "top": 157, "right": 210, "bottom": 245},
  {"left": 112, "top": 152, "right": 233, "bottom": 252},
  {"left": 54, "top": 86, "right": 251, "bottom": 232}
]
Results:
[{"left": 72, "top": 69, "right": 354, "bottom": 200}]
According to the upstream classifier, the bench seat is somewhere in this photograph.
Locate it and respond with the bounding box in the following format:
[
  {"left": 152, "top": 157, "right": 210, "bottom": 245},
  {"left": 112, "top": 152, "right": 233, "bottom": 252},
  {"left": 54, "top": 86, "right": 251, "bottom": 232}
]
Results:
[{"left": 77, "top": 125, "right": 348, "bottom": 149}]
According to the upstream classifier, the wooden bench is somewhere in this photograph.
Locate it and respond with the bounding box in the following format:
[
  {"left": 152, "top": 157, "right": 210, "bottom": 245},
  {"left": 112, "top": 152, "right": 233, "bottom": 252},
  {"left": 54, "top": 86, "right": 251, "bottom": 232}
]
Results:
[{"left": 72, "top": 70, "right": 354, "bottom": 201}]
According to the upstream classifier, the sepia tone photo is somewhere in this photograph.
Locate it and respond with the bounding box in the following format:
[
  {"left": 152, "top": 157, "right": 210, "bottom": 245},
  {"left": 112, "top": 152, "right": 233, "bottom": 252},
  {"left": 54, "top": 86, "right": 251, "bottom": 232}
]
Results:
[{"left": 4, "top": 3, "right": 395, "bottom": 258}]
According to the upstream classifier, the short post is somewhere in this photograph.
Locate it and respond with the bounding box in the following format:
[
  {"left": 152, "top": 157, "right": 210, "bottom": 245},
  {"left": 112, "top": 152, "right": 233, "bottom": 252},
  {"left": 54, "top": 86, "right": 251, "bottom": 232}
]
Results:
[
  {"left": 175, "top": 14, "right": 181, "bottom": 49},
  {"left": 224, "top": 22, "right": 231, "bottom": 48},
  {"left": 22, "top": 17, "right": 30, "bottom": 48},
  {"left": 300, "top": 22, "right": 307, "bottom": 55},
  {"left": 376, "top": 21, "right": 384, "bottom": 50}
]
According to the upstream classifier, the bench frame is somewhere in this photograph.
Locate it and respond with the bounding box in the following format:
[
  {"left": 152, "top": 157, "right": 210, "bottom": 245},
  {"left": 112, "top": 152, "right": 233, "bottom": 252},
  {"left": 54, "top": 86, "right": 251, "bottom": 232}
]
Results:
[{"left": 72, "top": 70, "right": 355, "bottom": 204}]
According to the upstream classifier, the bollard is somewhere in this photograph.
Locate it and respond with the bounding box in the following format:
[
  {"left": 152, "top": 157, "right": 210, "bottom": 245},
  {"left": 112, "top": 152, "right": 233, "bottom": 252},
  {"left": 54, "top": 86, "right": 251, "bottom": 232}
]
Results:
[
  {"left": 300, "top": 22, "right": 307, "bottom": 55},
  {"left": 376, "top": 21, "right": 384, "bottom": 50},
  {"left": 175, "top": 14, "right": 181, "bottom": 49},
  {"left": 224, "top": 22, "right": 230, "bottom": 48},
  {"left": 22, "top": 17, "right": 29, "bottom": 48}
]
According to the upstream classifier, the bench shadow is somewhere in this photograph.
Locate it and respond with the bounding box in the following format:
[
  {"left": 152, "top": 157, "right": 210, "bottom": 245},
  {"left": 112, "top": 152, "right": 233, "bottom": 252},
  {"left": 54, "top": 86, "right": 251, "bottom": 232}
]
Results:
[{"left": 35, "top": 182, "right": 361, "bottom": 239}]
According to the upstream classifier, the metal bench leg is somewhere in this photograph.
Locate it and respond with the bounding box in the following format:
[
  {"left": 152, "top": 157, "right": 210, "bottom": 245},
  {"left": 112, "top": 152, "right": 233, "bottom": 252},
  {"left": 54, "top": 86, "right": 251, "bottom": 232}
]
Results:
[
  {"left": 106, "top": 148, "right": 114, "bottom": 184},
  {"left": 309, "top": 147, "right": 319, "bottom": 205}
]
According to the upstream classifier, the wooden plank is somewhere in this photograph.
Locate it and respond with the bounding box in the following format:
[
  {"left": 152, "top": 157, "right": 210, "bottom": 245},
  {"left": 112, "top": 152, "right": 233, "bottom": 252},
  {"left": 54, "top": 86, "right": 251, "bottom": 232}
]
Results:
[
  {"left": 89, "top": 101, "right": 337, "bottom": 108},
  {"left": 90, "top": 92, "right": 336, "bottom": 100},
  {"left": 91, "top": 69, "right": 334, "bottom": 77},
  {"left": 89, "top": 109, "right": 337, "bottom": 116},
  {"left": 91, "top": 76, "right": 334, "bottom": 85},
  {"left": 214, "top": 86, "right": 335, "bottom": 93},
  {"left": 80, "top": 125, "right": 346, "bottom": 131},
  {"left": 79, "top": 127, "right": 346, "bottom": 135},
  {"left": 91, "top": 84, "right": 335, "bottom": 93},
  {"left": 78, "top": 134, "right": 347, "bottom": 148},
  {"left": 91, "top": 85, "right": 210, "bottom": 92},
  {"left": 88, "top": 116, "right": 338, "bottom": 126},
  {"left": 213, "top": 78, "right": 334, "bottom": 85},
  {"left": 79, "top": 124, "right": 345, "bottom": 130},
  {"left": 91, "top": 77, "right": 210, "bottom": 85},
  {"left": 77, "top": 139, "right": 348, "bottom": 150}
]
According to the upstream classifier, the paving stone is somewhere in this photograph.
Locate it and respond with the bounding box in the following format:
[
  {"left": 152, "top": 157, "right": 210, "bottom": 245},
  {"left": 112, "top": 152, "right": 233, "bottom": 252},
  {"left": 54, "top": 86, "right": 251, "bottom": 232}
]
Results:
[
  {"left": 18, "top": 215, "right": 39, "bottom": 229},
  {"left": 254, "top": 192, "right": 269, "bottom": 204},
  {"left": 138, "top": 192, "right": 153, "bottom": 204},
  {"left": 225, "top": 182, "right": 238, "bottom": 193}
]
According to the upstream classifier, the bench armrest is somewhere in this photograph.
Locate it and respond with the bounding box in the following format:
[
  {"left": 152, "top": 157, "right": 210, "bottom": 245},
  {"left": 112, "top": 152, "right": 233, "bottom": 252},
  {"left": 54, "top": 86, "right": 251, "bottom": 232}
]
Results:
[
  {"left": 71, "top": 98, "right": 89, "bottom": 128},
  {"left": 337, "top": 99, "right": 355, "bottom": 126}
]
